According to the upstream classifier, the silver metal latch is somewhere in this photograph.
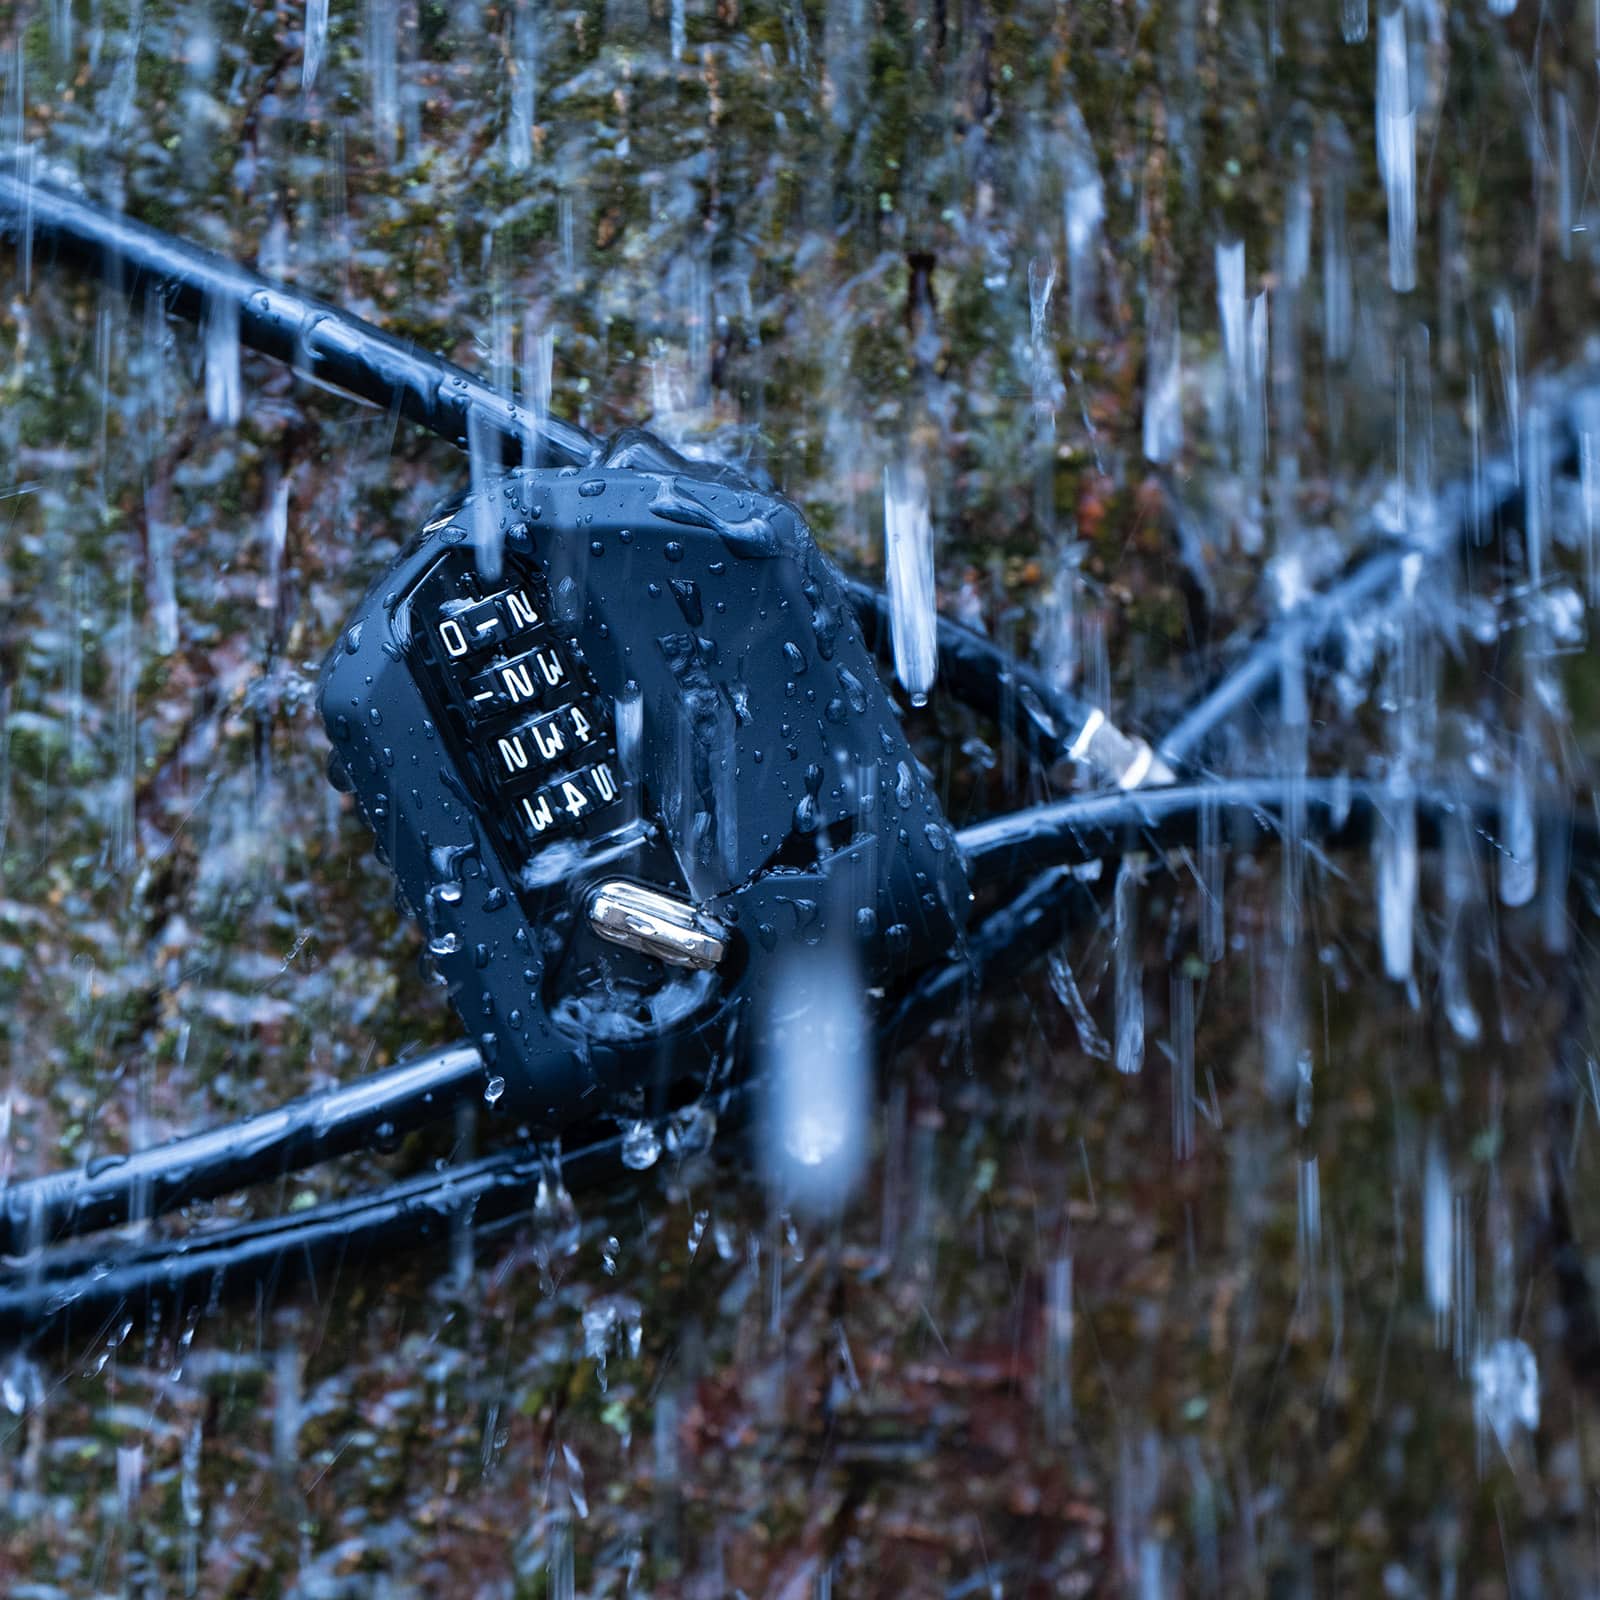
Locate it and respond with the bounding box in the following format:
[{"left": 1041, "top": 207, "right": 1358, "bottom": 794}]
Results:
[{"left": 587, "top": 881, "right": 728, "bottom": 970}]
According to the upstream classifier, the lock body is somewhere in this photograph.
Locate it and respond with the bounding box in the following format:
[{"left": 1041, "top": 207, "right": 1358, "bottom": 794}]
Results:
[{"left": 320, "top": 444, "right": 970, "bottom": 1128}]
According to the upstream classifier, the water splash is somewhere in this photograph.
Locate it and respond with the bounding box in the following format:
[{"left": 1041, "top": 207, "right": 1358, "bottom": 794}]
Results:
[
  {"left": 1028, "top": 256, "right": 1059, "bottom": 429},
  {"left": 1499, "top": 735, "right": 1537, "bottom": 907},
  {"left": 620, "top": 1119, "right": 661, "bottom": 1172},
  {"left": 468, "top": 407, "right": 504, "bottom": 584},
  {"left": 1114, "top": 859, "right": 1144, "bottom": 1075},
  {"left": 506, "top": 0, "right": 538, "bottom": 171},
  {"left": 1048, "top": 945, "right": 1110, "bottom": 1060},
  {"left": 1423, "top": 1137, "right": 1452, "bottom": 1332},
  {"left": 1376, "top": 9, "right": 1416, "bottom": 293},
  {"left": 1322, "top": 118, "right": 1353, "bottom": 364},
  {"left": 1216, "top": 239, "right": 1247, "bottom": 453},
  {"left": 582, "top": 1297, "right": 643, "bottom": 1393},
  {"left": 883, "top": 459, "right": 937, "bottom": 703},
  {"left": 367, "top": 0, "right": 399, "bottom": 164},
  {"left": 1143, "top": 284, "right": 1183, "bottom": 464},
  {"left": 303, "top": 0, "right": 329, "bottom": 91},
  {"left": 203, "top": 294, "right": 240, "bottom": 426},
  {"left": 1042, "top": 1253, "right": 1073, "bottom": 1440},
  {"left": 1061, "top": 99, "right": 1104, "bottom": 337},
  {"left": 522, "top": 314, "right": 554, "bottom": 460},
  {"left": 1474, "top": 1339, "right": 1538, "bottom": 1449},
  {"left": 1376, "top": 776, "right": 1417, "bottom": 981},
  {"left": 759, "top": 945, "right": 871, "bottom": 1213},
  {"left": 1171, "top": 973, "right": 1196, "bottom": 1160}
]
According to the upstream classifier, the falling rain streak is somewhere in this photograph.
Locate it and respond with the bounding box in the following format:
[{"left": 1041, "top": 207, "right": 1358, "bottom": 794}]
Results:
[
  {"left": 1376, "top": 10, "right": 1416, "bottom": 294},
  {"left": 882, "top": 458, "right": 937, "bottom": 703}
]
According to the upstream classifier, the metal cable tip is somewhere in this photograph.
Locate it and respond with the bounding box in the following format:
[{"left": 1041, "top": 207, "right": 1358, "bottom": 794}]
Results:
[{"left": 1067, "top": 708, "right": 1177, "bottom": 790}]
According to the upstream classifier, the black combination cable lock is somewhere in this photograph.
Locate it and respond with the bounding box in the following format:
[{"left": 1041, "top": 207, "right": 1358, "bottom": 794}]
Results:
[
  {"left": 321, "top": 439, "right": 971, "bottom": 1128},
  {"left": 0, "top": 166, "right": 1591, "bottom": 1344}
]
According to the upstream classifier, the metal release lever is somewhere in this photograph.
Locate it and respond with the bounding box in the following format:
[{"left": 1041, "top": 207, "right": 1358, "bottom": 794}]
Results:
[{"left": 588, "top": 881, "right": 728, "bottom": 970}]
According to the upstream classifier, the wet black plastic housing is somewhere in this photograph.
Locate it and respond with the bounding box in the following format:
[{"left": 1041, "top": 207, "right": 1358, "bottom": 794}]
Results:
[{"left": 320, "top": 440, "right": 971, "bottom": 1130}]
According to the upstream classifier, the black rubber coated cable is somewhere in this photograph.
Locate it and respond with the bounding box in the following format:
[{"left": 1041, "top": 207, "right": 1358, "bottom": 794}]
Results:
[
  {"left": 0, "top": 1041, "right": 484, "bottom": 1254},
  {"left": 0, "top": 861, "right": 1089, "bottom": 1345},
  {"left": 955, "top": 775, "right": 1598, "bottom": 898},
  {"left": 839, "top": 574, "right": 1099, "bottom": 765},
  {"left": 0, "top": 1110, "right": 653, "bottom": 1346},
  {"left": 0, "top": 167, "right": 600, "bottom": 470},
  {"left": 1156, "top": 427, "right": 1570, "bottom": 771}
]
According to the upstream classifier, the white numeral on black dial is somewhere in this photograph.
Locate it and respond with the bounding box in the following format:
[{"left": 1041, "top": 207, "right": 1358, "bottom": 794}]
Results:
[
  {"left": 500, "top": 661, "right": 538, "bottom": 704},
  {"left": 505, "top": 589, "right": 539, "bottom": 629},
  {"left": 520, "top": 791, "right": 555, "bottom": 834},
  {"left": 531, "top": 720, "right": 566, "bottom": 762}
]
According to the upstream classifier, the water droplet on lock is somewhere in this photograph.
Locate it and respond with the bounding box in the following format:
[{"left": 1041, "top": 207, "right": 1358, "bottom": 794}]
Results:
[
  {"left": 428, "top": 932, "right": 460, "bottom": 956},
  {"left": 670, "top": 578, "right": 703, "bottom": 625},
  {"left": 436, "top": 881, "right": 463, "bottom": 904},
  {"left": 837, "top": 666, "right": 867, "bottom": 714},
  {"left": 484, "top": 1076, "right": 506, "bottom": 1105}
]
